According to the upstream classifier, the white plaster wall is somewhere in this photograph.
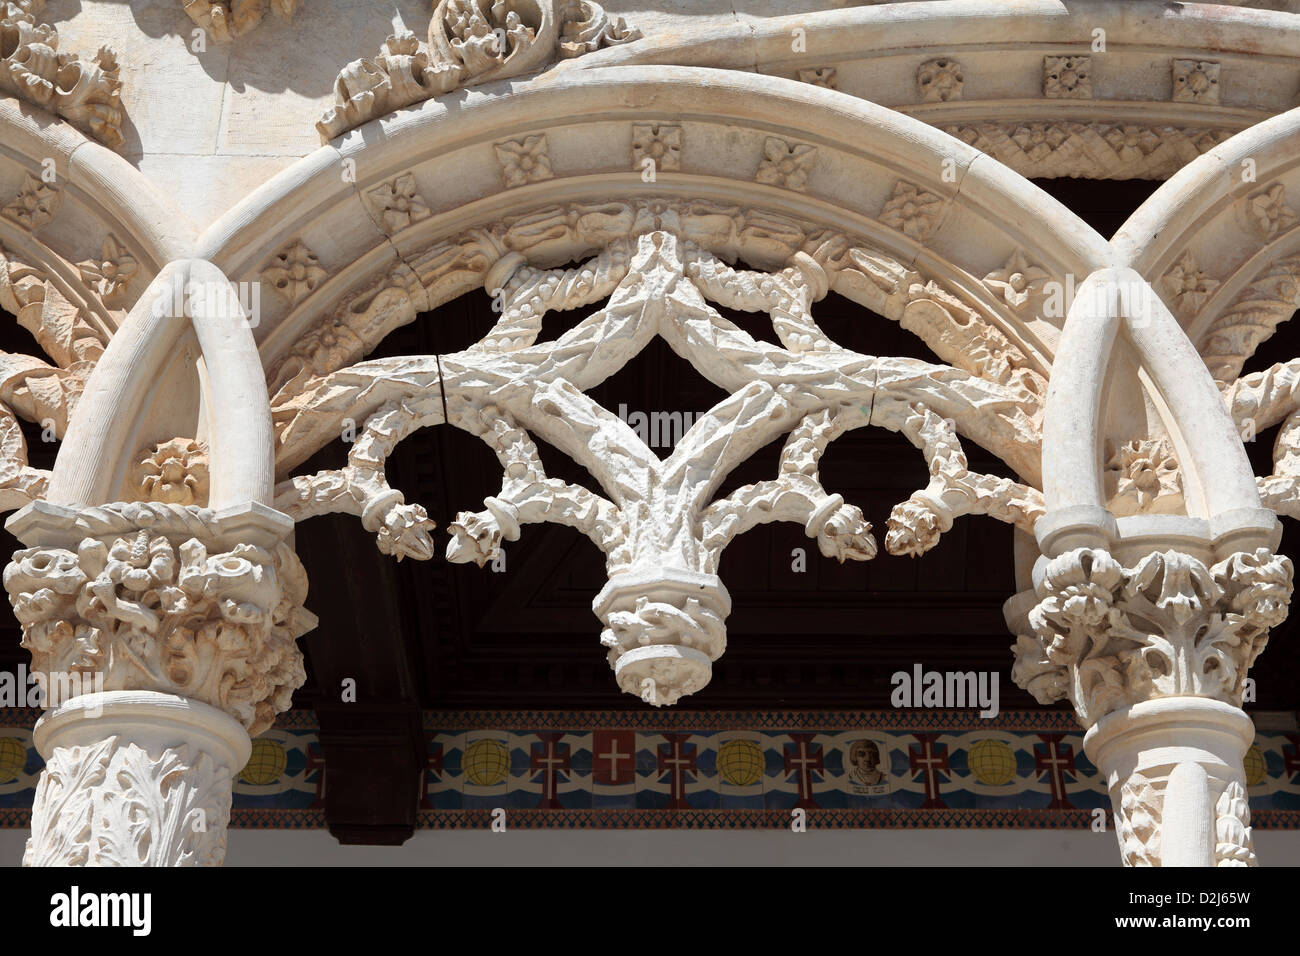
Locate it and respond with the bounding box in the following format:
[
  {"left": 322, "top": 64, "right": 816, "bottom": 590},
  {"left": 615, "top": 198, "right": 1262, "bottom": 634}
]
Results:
[{"left": 4, "top": 826, "right": 1300, "bottom": 866}]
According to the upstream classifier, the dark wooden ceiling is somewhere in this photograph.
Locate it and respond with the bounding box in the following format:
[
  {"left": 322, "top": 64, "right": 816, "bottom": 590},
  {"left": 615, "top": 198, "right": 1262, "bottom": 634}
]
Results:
[{"left": 3, "top": 176, "right": 1298, "bottom": 844}]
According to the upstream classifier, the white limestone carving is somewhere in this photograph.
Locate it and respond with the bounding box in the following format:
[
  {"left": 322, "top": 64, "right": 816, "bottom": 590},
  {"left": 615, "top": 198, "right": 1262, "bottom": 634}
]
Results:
[
  {"left": 182, "top": 0, "right": 303, "bottom": 42},
  {"left": 982, "top": 250, "right": 1049, "bottom": 313},
  {"left": 0, "top": 244, "right": 109, "bottom": 512},
  {"left": 75, "top": 235, "right": 137, "bottom": 309},
  {"left": 27, "top": 734, "right": 230, "bottom": 866},
  {"left": 754, "top": 137, "right": 817, "bottom": 192},
  {"left": 1161, "top": 251, "right": 1219, "bottom": 319},
  {"left": 878, "top": 181, "right": 943, "bottom": 242},
  {"left": 1200, "top": 255, "right": 1300, "bottom": 385},
  {"left": 273, "top": 224, "right": 1042, "bottom": 704},
  {"left": 0, "top": 1, "right": 124, "bottom": 149},
  {"left": 1012, "top": 547, "right": 1293, "bottom": 728},
  {"left": 366, "top": 173, "right": 431, "bottom": 233},
  {"left": 317, "top": 1, "right": 639, "bottom": 141},
  {"left": 632, "top": 124, "right": 682, "bottom": 172},
  {"left": 946, "top": 123, "right": 1234, "bottom": 181},
  {"left": 1042, "top": 55, "right": 1091, "bottom": 99},
  {"left": 4, "top": 523, "right": 313, "bottom": 734},
  {"left": 262, "top": 240, "right": 327, "bottom": 308},
  {"left": 495, "top": 135, "right": 554, "bottom": 188},
  {"left": 916, "top": 57, "right": 962, "bottom": 102},
  {"left": 1, "top": 174, "right": 60, "bottom": 230},
  {"left": 131, "top": 438, "right": 210, "bottom": 506},
  {"left": 1104, "top": 438, "right": 1183, "bottom": 516},
  {"left": 1172, "top": 58, "right": 1221, "bottom": 105}
]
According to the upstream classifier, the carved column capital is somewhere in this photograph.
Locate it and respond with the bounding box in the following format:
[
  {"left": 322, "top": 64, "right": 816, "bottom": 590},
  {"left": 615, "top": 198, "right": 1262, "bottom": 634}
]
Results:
[
  {"left": 1011, "top": 545, "right": 1293, "bottom": 728},
  {"left": 3, "top": 501, "right": 315, "bottom": 736}
]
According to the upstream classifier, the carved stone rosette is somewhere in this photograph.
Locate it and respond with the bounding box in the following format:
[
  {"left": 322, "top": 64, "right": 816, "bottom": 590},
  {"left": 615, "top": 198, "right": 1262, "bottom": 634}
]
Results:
[
  {"left": 1010, "top": 545, "right": 1292, "bottom": 866},
  {"left": 4, "top": 500, "right": 316, "bottom": 866}
]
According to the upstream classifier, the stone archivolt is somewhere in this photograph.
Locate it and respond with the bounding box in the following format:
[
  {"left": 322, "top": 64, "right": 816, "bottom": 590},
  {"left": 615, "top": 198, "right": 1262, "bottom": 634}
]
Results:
[{"left": 0, "top": 0, "right": 125, "bottom": 149}]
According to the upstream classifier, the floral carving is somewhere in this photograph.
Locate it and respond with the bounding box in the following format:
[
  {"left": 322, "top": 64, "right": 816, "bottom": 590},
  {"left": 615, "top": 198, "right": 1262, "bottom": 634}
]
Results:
[
  {"left": 182, "top": 0, "right": 303, "bottom": 42},
  {"left": 1243, "top": 184, "right": 1298, "bottom": 241},
  {"left": 879, "top": 181, "right": 944, "bottom": 242},
  {"left": 75, "top": 235, "right": 138, "bottom": 308},
  {"left": 632, "top": 124, "right": 682, "bottom": 172},
  {"left": 2, "top": 174, "right": 61, "bottom": 230},
  {"left": 982, "top": 250, "right": 1049, "bottom": 312},
  {"left": 917, "top": 57, "right": 963, "bottom": 102},
  {"left": 495, "top": 135, "right": 554, "bottom": 188},
  {"left": 755, "top": 137, "right": 817, "bottom": 191},
  {"left": 1043, "top": 55, "right": 1091, "bottom": 99},
  {"left": 1161, "top": 251, "right": 1219, "bottom": 317},
  {"left": 1172, "top": 58, "right": 1220, "bottom": 105},
  {"left": 1105, "top": 438, "right": 1182, "bottom": 515},
  {"left": 319, "top": 2, "right": 640, "bottom": 141},
  {"left": 262, "top": 240, "right": 327, "bottom": 308},
  {"left": 366, "top": 173, "right": 431, "bottom": 233},
  {"left": 131, "top": 438, "right": 210, "bottom": 506}
]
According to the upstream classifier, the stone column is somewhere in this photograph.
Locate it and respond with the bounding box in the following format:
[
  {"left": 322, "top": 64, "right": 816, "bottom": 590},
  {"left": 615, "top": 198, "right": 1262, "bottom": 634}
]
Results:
[
  {"left": 4, "top": 500, "right": 315, "bottom": 866},
  {"left": 1010, "top": 545, "right": 1292, "bottom": 866}
]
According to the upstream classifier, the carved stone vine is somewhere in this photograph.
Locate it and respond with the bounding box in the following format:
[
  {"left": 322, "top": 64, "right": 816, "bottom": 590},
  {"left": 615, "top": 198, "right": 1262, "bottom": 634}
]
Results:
[
  {"left": 25, "top": 735, "right": 232, "bottom": 866},
  {"left": 317, "top": 1, "right": 640, "bottom": 141},
  {"left": 1011, "top": 547, "right": 1294, "bottom": 728},
  {"left": 0, "top": 0, "right": 125, "bottom": 149}
]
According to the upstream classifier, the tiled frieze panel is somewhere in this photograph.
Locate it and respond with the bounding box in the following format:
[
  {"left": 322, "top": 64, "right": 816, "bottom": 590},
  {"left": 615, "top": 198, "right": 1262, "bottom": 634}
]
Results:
[{"left": 2, "top": 710, "right": 1299, "bottom": 829}]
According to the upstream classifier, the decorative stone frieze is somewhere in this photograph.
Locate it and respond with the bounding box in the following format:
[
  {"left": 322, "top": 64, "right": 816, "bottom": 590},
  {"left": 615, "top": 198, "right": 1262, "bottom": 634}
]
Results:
[{"left": 946, "top": 123, "right": 1233, "bottom": 180}]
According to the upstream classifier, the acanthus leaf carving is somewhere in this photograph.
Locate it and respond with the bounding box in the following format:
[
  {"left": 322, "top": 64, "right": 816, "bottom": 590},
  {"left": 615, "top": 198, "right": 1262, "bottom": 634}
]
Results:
[
  {"left": 0, "top": 1, "right": 124, "bottom": 148},
  {"left": 318, "top": 1, "right": 640, "bottom": 142}
]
